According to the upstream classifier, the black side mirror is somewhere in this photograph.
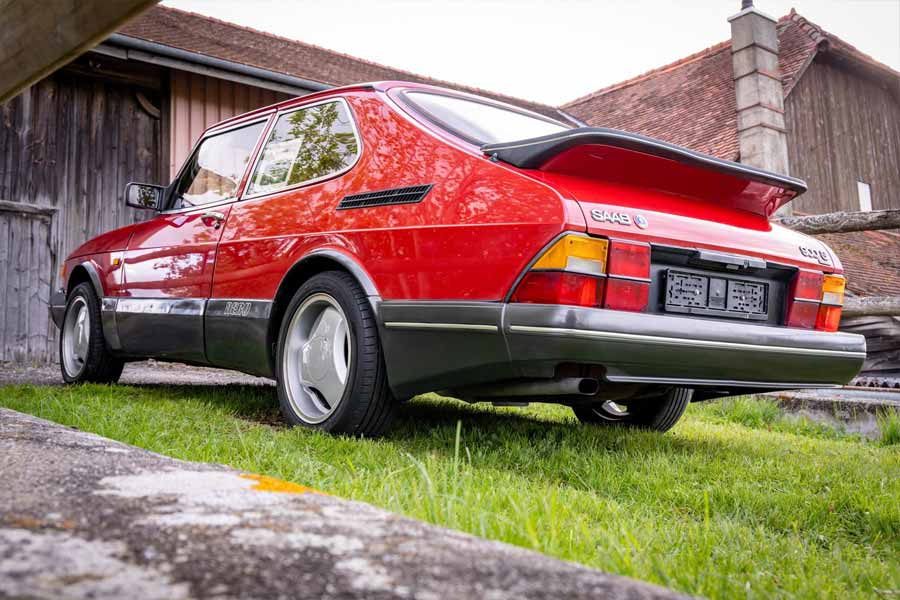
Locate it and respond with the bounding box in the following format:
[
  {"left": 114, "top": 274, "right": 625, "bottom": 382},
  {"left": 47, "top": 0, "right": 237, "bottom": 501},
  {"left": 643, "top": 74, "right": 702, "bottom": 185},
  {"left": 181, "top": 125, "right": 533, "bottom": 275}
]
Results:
[{"left": 125, "top": 182, "right": 165, "bottom": 211}]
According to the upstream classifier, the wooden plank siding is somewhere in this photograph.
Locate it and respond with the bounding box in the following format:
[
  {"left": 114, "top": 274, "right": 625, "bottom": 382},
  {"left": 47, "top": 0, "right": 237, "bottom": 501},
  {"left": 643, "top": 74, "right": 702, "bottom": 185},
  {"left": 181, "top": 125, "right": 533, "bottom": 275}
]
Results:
[
  {"left": 785, "top": 57, "right": 900, "bottom": 215},
  {"left": 168, "top": 70, "right": 290, "bottom": 177},
  {"left": 0, "top": 62, "right": 162, "bottom": 362}
]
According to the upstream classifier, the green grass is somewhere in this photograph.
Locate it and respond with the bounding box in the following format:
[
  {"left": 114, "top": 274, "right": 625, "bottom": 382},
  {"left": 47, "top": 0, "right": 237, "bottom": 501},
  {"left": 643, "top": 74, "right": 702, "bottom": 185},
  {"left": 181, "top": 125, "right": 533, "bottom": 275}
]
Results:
[
  {"left": 1, "top": 384, "right": 898, "bottom": 599},
  {"left": 878, "top": 410, "right": 900, "bottom": 446}
]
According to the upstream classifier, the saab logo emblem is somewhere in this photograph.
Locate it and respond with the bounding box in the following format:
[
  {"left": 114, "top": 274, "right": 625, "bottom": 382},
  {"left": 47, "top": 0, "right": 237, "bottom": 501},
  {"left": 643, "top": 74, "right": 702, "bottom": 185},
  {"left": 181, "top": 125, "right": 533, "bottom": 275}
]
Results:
[
  {"left": 590, "top": 210, "right": 649, "bottom": 229},
  {"left": 223, "top": 301, "right": 252, "bottom": 317},
  {"left": 591, "top": 209, "right": 632, "bottom": 226},
  {"left": 799, "top": 245, "right": 832, "bottom": 265}
]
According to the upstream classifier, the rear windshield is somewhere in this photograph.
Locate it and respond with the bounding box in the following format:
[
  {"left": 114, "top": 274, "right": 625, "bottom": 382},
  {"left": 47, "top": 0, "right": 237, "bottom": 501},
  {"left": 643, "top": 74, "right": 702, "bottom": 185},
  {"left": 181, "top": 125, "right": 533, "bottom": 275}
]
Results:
[{"left": 402, "top": 91, "right": 570, "bottom": 146}]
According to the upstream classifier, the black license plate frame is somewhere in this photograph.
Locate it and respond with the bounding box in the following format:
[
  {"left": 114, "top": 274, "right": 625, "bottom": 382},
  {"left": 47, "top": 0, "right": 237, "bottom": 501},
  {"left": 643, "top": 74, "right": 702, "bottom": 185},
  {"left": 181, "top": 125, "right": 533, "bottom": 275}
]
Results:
[{"left": 664, "top": 269, "right": 768, "bottom": 320}]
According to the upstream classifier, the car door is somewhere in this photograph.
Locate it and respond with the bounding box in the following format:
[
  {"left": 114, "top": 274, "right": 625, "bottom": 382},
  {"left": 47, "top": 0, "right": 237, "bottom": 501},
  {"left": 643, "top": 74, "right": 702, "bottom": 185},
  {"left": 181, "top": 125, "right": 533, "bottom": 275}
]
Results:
[{"left": 117, "top": 118, "right": 269, "bottom": 362}]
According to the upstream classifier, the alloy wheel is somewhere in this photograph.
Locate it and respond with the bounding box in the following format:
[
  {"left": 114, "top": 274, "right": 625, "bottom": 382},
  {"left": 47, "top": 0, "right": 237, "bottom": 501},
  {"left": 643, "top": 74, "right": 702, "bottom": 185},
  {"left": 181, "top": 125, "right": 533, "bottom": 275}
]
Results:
[{"left": 281, "top": 293, "right": 352, "bottom": 424}]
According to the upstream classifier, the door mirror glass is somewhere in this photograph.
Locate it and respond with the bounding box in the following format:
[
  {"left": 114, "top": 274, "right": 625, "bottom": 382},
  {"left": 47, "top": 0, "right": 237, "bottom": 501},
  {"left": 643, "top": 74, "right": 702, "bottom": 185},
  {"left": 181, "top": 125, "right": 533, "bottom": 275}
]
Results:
[{"left": 125, "top": 182, "right": 164, "bottom": 210}]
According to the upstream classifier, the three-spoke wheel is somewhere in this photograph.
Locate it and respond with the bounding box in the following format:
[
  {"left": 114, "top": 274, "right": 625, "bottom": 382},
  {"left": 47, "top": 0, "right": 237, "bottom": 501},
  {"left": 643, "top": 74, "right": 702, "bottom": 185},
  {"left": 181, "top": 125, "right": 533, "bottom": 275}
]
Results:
[
  {"left": 276, "top": 271, "right": 394, "bottom": 436},
  {"left": 60, "top": 282, "right": 124, "bottom": 384},
  {"left": 573, "top": 388, "right": 692, "bottom": 432}
]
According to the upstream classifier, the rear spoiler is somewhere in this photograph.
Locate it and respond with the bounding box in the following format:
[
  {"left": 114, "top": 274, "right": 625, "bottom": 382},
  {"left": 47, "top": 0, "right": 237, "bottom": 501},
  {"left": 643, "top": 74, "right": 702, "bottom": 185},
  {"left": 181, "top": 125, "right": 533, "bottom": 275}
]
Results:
[{"left": 482, "top": 128, "right": 808, "bottom": 217}]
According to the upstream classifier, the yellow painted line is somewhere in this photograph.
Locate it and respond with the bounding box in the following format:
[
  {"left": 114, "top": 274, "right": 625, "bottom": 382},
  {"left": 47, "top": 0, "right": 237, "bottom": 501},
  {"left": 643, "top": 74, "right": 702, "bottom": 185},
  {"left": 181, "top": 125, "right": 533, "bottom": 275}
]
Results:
[{"left": 239, "top": 473, "right": 323, "bottom": 495}]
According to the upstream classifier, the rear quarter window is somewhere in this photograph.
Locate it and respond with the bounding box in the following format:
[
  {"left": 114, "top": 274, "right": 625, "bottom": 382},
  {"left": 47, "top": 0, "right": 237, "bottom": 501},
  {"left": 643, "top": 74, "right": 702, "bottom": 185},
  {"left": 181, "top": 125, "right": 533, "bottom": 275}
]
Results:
[{"left": 247, "top": 99, "right": 360, "bottom": 197}]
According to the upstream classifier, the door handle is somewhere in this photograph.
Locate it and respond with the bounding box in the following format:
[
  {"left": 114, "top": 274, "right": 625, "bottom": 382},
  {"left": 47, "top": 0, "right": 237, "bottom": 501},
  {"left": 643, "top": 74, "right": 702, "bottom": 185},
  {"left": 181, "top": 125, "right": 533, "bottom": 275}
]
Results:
[{"left": 201, "top": 211, "right": 226, "bottom": 229}]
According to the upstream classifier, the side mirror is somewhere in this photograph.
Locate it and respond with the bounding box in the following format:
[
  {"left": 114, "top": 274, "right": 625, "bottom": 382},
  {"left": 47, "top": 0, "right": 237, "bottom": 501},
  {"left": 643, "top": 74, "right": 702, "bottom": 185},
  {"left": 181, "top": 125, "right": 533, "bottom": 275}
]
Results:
[{"left": 124, "top": 182, "right": 165, "bottom": 211}]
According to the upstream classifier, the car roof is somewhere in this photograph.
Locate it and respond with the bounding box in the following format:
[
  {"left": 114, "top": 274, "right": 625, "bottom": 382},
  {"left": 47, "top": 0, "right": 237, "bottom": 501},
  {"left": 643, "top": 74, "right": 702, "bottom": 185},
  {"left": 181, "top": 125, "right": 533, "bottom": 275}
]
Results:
[{"left": 204, "top": 81, "right": 568, "bottom": 136}]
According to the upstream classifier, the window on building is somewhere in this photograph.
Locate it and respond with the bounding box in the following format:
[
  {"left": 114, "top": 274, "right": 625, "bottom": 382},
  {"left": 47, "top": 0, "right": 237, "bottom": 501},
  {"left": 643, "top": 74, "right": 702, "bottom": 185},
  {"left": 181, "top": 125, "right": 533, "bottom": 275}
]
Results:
[
  {"left": 248, "top": 99, "right": 360, "bottom": 197},
  {"left": 171, "top": 121, "right": 267, "bottom": 210},
  {"left": 857, "top": 181, "right": 872, "bottom": 212}
]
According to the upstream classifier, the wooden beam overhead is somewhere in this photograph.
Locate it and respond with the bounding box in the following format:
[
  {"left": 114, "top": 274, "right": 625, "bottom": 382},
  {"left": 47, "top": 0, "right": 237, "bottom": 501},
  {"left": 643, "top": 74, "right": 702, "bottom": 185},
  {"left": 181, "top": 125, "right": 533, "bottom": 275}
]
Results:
[
  {"left": 843, "top": 296, "right": 900, "bottom": 318},
  {"left": 776, "top": 208, "right": 900, "bottom": 234},
  {"left": 0, "top": 0, "right": 159, "bottom": 103}
]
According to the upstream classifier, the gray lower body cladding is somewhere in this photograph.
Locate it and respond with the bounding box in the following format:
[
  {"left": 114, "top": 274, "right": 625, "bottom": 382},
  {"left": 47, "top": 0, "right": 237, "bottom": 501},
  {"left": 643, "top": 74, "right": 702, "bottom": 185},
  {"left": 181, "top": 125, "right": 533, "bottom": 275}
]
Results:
[{"left": 378, "top": 301, "right": 867, "bottom": 399}]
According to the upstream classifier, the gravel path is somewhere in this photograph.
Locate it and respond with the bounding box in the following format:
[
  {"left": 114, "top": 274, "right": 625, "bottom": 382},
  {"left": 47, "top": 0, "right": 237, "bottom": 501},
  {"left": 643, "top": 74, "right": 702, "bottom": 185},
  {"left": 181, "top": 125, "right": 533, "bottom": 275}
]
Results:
[
  {"left": 0, "top": 360, "right": 273, "bottom": 387},
  {"left": 0, "top": 407, "right": 684, "bottom": 600}
]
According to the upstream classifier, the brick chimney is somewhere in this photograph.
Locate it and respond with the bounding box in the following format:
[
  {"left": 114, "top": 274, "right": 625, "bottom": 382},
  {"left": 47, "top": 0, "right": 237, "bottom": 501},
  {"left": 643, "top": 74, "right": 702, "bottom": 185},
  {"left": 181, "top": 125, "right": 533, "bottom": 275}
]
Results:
[{"left": 728, "top": 1, "right": 792, "bottom": 214}]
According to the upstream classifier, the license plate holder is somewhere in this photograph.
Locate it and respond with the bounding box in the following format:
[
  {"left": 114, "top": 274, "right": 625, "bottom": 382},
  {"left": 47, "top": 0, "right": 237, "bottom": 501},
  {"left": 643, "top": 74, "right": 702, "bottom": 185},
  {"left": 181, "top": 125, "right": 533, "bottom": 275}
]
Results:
[{"left": 664, "top": 270, "right": 768, "bottom": 320}]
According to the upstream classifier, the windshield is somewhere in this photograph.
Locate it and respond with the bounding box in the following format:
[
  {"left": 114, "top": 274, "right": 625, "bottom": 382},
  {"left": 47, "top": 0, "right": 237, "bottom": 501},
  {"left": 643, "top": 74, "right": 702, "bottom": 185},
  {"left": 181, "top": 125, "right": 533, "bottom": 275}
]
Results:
[{"left": 402, "top": 91, "right": 570, "bottom": 146}]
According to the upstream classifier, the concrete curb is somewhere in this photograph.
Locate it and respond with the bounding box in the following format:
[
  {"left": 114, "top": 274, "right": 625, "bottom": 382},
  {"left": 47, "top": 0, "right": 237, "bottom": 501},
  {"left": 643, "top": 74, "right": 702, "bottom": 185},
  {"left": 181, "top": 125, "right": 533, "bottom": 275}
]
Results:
[{"left": 0, "top": 408, "right": 686, "bottom": 600}]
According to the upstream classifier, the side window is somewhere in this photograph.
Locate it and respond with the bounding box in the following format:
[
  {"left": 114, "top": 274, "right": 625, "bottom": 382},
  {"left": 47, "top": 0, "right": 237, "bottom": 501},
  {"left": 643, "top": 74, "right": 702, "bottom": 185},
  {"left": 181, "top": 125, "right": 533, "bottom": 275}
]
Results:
[
  {"left": 247, "top": 100, "right": 360, "bottom": 197},
  {"left": 171, "top": 120, "right": 267, "bottom": 210}
]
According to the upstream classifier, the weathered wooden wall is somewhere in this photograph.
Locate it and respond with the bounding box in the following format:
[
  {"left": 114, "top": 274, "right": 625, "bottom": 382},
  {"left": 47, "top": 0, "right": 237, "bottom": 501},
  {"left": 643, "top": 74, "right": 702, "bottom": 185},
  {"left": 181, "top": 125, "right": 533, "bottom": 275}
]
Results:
[
  {"left": 785, "top": 57, "right": 900, "bottom": 215},
  {"left": 0, "top": 58, "right": 162, "bottom": 362},
  {"left": 169, "top": 70, "right": 289, "bottom": 177},
  {"left": 841, "top": 315, "right": 900, "bottom": 377}
]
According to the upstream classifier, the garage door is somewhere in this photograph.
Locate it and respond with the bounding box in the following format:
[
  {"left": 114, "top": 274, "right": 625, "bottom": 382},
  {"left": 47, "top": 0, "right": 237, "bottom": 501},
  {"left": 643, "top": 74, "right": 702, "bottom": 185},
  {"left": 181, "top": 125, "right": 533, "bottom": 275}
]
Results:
[{"left": 0, "top": 206, "right": 54, "bottom": 363}]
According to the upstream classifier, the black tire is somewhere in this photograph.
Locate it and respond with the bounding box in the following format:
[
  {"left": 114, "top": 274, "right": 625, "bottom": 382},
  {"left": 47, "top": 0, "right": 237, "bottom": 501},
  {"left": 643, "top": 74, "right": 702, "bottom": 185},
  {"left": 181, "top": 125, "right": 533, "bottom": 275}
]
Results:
[
  {"left": 573, "top": 388, "right": 692, "bottom": 432},
  {"left": 275, "top": 271, "right": 395, "bottom": 437},
  {"left": 59, "top": 282, "right": 124, "bottom": 384}
]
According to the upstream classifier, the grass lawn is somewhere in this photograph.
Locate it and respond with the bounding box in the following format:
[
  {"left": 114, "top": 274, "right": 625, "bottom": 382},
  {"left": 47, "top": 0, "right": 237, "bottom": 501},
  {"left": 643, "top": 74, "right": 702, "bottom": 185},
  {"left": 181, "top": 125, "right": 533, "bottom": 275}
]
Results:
[{"left": 1, "top": 383, "right": 898, "bottom": 598}]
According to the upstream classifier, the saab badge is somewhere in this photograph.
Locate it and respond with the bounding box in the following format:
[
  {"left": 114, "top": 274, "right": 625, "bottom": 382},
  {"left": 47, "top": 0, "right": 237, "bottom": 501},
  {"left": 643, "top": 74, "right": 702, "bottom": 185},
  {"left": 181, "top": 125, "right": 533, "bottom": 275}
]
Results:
[
  {"left": 591, "top": 209, "right": 632, "bottom": 226},
  {"left": 633, "top": 214, "right": 648, "bottom": 229}
]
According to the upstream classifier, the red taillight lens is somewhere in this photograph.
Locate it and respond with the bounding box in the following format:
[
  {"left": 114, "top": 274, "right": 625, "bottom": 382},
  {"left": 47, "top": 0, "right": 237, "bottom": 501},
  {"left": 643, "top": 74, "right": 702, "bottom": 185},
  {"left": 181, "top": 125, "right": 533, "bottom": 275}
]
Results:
[
  {"left": 792, "top": 269, "right": 824, "bottom": 301},
  {"left": 606, "top": 240, "right": 651, "bottom": 280},
  {"left": 786, "top": 300, "right": 819, "bottom": 329},
  {"left": 816, "top": 304, "right": 842, "bottom": 332},
  {"left": 604, "top": 278, "right": 650, "bottom": 312},
  {"left": 511, "top": 271, "right": 604, "bottom": 308},
  {"left": 603, "top": 240, "right": 650, "bottom": 312},
  {"left": 786, "top": 270, "right": 823, "bottom": 329}
]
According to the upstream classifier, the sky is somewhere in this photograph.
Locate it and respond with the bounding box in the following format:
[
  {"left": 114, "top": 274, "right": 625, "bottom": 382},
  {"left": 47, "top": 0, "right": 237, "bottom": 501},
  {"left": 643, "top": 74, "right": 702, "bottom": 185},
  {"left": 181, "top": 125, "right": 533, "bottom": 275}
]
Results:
[{"left": 162, "top": 0, "right": 900, "bottom": 106}]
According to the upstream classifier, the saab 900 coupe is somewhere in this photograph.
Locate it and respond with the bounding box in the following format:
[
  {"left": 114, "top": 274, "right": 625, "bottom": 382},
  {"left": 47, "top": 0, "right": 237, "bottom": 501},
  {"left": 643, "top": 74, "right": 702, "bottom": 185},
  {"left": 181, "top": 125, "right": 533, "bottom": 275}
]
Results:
[{"left": 51, "top": 82, "right": 866, "bottom": 436}]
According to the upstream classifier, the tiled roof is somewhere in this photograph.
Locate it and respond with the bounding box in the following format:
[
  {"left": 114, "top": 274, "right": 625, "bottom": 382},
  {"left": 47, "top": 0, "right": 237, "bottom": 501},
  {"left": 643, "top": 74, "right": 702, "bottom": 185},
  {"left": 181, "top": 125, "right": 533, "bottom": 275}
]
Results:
[
  {"left": 562, "top": 10, "right": 898, "bottom": 161},
  {"left": 117, "top": 5, "right": 562, "bottom": 119},
  {"left": 815, "top": 230, "right": 900, "bottom": 297}
]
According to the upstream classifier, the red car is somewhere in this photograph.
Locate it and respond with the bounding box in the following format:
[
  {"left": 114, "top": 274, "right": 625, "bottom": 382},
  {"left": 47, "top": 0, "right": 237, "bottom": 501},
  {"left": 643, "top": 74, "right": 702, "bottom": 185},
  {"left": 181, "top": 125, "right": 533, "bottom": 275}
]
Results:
[{"left": 51, "top": 81, "right": 865, "bottom": 436}]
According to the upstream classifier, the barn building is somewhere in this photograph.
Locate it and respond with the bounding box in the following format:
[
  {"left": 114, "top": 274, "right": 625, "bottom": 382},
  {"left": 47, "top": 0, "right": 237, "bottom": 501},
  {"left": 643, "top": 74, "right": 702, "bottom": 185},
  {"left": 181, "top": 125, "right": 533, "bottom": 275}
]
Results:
[
  {"left": 0, "top": 5, "right": 561, "bottom": 364},
  {"left": 564, "top": 8, "right": 900, "bottom": 380}
]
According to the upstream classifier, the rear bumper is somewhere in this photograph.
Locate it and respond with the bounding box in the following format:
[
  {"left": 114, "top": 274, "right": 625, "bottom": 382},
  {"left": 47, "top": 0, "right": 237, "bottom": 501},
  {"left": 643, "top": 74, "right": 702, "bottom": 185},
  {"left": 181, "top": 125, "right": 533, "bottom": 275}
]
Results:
[
  {"left": 49, "top": 290, "right": 66, "bottom": 329},
  {"left": 378, "top": 301, "right": 866, "bottom": 398}
]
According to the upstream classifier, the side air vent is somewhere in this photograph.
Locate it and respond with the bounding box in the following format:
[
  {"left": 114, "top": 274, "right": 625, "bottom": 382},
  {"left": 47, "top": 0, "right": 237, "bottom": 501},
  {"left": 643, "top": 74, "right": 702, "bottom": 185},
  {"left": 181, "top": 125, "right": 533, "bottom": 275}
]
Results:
[{"left": 337, "top": 184, "right": 433, "bottom": 210}]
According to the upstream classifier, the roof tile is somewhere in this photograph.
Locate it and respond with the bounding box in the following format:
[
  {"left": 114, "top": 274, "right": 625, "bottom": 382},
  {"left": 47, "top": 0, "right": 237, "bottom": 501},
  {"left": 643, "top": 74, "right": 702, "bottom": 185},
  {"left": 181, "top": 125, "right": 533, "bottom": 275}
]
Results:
[{"left": 118, "top": 5, "right": 562, "bottom": 118}]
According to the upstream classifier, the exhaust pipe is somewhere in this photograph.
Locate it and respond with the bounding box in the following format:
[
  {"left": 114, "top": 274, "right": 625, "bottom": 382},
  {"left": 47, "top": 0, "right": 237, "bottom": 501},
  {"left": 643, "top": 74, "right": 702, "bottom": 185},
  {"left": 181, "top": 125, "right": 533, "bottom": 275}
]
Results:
[{"left": 456, "top": 377, "right": 600, "bottom": 399}]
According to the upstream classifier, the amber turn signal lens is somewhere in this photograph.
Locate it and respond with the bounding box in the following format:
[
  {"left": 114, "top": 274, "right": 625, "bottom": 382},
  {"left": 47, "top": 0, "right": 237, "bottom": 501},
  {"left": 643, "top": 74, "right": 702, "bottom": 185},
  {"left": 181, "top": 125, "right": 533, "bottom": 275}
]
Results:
[
  {"left": 815, "top": 274, "right": 845, "bottom": 332},
  {"left": 532, "top": 235, "right": 608, "bottom": 275},
  {"left": 821, "top": 274, "right": 846, "bottom": 307}
]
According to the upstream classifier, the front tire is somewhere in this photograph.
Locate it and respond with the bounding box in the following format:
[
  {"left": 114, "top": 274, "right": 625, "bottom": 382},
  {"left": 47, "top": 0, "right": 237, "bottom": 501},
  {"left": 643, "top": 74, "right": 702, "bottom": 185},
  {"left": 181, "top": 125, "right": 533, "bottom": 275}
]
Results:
[
  {"left": 59, "top": 282, "right": 124, "bottom": 384},
  {"left": 276, "top": 271, "right": 395, "bottom": 437},
  {"left": 573, "top": 388, "right": 692, "bottom": 432}
]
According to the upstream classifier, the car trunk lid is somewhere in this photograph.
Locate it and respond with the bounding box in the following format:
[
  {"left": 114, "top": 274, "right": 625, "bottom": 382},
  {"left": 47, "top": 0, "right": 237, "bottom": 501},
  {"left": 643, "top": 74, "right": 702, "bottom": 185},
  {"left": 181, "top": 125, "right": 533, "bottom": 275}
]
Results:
[{"left": 483, "top": 128, "right": 837, "bottom": 272}]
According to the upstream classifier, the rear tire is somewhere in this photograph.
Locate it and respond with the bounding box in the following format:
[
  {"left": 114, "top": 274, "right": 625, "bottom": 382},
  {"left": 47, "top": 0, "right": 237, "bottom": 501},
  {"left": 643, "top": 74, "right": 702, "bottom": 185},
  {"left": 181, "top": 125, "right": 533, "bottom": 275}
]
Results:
[
  {"left": 573, "top": 388, "right": 692, "bottom": 432},
  {"left": 59, "top": 282, "right": 124, "bottom": 384},
  {"left": 276, "top": 271, "right": 395, "bottom": 437}
]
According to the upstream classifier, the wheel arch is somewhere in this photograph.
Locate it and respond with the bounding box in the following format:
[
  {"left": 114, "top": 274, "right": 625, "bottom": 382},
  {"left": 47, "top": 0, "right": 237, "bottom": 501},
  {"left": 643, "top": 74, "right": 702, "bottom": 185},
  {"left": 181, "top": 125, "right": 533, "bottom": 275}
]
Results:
[
  {"left": 267, "top": 249, "right": 381, "bottom": 372},
  {"left": 67, "top": 261, "right": 104, "bottom": 298}
]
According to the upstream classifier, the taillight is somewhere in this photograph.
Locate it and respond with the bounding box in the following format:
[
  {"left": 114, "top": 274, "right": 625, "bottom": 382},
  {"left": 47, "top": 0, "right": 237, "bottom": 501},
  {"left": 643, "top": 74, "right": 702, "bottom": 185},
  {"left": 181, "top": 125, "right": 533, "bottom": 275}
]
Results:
[
  {"left": 510, "top": 234, "right": 650, "bottom": 312},
  {"left": 816, "top": 274, "right": 845, "bottom": 332},
  {"left": 511, "top": 271, "right": 604, "bottom": 307},
  {"left": 785, "top": 270, "right": 845, "bottom": 332},
  {"left": 604, "top": 240, "right": 651, "bottom": 312},
  {"left": 785, "top": 269, "right": 822, "bottom": 329}
]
